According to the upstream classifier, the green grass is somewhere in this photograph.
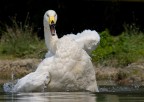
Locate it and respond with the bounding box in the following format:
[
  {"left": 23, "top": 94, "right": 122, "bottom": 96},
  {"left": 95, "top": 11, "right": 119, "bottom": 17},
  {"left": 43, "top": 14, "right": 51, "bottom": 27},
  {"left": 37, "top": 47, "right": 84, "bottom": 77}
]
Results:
[
  {"left": 0, "top": 19, "right": 144, "bottom": 67},
  {"left": 92, "top": 25, "right": 144, "bottom": 67},
  {"left": 0, "top": 18, "right": 47, "bottom": 59}
]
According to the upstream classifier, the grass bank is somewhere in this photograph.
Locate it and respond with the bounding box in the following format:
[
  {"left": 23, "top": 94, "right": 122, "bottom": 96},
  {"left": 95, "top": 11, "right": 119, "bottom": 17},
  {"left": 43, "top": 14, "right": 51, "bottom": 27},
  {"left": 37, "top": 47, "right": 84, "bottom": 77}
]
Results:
[
  {"left": 92, "top": 24, "right": 144, "bottom": 67},
  {"left": 0, "top": 18, "right": 47, "bottom": 59},
  {"left": 0, "top": 20, "right": 144, "bottom": 67}
]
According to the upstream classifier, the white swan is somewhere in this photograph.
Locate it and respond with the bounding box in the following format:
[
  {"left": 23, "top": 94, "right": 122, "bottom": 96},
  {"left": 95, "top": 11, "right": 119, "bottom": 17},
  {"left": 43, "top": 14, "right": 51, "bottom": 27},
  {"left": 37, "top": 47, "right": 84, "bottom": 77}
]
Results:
[
  {"left": 44, "top": 10, "right": 100, "bottom": 57},
  {"left": 3, "top": 10, "right": 100, "bottom": 93}
]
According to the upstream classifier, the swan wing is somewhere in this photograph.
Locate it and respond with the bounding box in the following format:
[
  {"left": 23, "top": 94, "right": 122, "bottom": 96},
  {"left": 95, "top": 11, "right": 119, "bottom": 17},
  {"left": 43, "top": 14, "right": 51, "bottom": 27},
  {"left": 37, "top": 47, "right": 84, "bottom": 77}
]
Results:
[
  {"left": 68, "top": 30, "right": 100, "bottom": 54},
  {"left": 7, "top": 58, "right": 54, "bottom": 92},
  {"left": 12, "top": 71, "right": 50, "bottom": 92}
]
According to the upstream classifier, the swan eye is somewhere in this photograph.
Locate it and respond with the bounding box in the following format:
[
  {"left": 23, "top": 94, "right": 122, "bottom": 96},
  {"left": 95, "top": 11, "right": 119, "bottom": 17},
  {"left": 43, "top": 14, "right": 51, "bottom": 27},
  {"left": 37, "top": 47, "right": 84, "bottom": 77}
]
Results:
[{"left": 47, "top": 14, "right": 49, "bottom": 17}]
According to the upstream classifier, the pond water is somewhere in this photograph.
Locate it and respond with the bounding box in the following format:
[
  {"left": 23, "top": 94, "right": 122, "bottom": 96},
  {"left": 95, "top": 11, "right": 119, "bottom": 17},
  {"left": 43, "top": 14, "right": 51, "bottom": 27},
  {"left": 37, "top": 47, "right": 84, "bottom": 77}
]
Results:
[{"left": 0, "top": 85, "right": 144, "bottom": 102}]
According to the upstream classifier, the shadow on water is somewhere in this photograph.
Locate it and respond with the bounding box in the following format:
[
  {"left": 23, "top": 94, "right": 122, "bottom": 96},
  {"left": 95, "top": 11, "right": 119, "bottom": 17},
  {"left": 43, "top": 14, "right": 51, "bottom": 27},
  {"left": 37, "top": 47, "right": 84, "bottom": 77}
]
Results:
[
  {"left": 0, "top": 84, "right": 144, "bottom": 102},
  {"left": 99, "top": 85, "right": 144, "bottom": 93}
]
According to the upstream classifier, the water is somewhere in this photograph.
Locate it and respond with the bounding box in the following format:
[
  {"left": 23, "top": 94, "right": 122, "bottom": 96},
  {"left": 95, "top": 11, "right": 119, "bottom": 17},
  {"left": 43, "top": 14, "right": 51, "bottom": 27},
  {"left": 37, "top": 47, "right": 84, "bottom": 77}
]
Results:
[{"left": 0, "top": 85, "right": 144, "bottom": 102}]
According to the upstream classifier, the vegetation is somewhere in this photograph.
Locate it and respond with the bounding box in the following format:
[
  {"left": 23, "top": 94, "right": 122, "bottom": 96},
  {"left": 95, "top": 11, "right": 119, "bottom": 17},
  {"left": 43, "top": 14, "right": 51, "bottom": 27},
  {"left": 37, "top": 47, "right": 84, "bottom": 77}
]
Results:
[
  {"left": 92, "top": 24, "right": 144, "bottom": 67},
  {"left": 0, "top": 19, "right": 144, "bottom": 67},
  {"left": 0, "top": 18, "right": 47, "bottom": 59}
]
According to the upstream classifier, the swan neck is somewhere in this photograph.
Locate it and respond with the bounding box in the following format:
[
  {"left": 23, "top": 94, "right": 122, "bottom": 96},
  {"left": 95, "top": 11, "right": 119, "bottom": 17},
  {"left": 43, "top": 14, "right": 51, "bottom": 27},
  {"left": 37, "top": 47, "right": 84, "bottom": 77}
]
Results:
[{"left": 44, "top": 22, "right": 58, "bottom": 54}]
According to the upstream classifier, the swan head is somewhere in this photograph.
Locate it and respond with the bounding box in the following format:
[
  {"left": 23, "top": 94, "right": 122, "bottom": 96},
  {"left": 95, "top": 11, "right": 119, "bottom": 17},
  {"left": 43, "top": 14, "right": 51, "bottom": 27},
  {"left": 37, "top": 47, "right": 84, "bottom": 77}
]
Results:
[{"left": 44, "top": 10, "right": 57, "bottom": 36}]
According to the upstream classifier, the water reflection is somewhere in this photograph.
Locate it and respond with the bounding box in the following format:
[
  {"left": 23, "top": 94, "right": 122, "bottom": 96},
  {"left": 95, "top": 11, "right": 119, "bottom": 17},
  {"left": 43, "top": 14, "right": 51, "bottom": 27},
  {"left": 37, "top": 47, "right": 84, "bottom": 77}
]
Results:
[
  {"left": 97, "top": 94, "right": 119, "bottom": 102},
  {"left": 1, "top": 92, "right": 96, "bottom": 102},
  {"left": 1, "top": 85, "right": 144, "bottom": 102},
  {"left": 0, "top": 92, "right": 144, "bottom": 102}
]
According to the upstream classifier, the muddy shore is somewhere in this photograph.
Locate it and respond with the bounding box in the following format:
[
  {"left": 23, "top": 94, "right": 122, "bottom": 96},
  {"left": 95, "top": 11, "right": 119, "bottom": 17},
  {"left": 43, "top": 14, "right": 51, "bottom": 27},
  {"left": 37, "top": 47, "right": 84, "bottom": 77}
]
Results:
[{"left": 0, "top": 59, "right": 144, "bottom": 86}]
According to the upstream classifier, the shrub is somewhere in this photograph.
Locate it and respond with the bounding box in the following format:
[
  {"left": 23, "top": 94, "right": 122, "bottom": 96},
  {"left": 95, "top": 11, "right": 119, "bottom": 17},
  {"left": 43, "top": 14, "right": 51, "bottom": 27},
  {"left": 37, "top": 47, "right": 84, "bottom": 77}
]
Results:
[{"left": 92, "top": 26, "right": 144, "bottom": 67}]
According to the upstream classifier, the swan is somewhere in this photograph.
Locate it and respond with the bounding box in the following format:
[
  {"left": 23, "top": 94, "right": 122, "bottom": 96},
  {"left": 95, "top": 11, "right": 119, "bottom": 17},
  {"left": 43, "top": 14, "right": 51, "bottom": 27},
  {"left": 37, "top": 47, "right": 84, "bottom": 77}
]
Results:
[
  {"left": 44, "top": 10, "right": 100, "bottom": 57},
  {"left": 3, "top": 10, "right": 100, "bottom": 93}
]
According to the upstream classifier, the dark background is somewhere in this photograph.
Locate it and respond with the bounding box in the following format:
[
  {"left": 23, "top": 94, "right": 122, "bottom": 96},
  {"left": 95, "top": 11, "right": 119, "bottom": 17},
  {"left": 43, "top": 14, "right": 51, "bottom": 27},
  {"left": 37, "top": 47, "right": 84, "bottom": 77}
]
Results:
[{"left": 0, "top": 0, "right": 144, "bottom": 38}]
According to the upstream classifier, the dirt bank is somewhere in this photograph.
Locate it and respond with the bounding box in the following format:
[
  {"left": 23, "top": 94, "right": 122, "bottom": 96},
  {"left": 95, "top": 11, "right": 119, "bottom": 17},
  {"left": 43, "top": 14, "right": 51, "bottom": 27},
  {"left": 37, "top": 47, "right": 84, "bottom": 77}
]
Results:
[
  {"left": 0, "top": 59, "right": 41, "bottom": 84},
  {"left": 0, "top": 59, "right": 144, "bottom": 86}
]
